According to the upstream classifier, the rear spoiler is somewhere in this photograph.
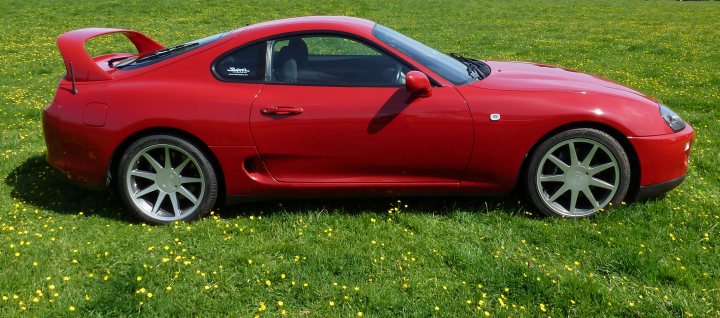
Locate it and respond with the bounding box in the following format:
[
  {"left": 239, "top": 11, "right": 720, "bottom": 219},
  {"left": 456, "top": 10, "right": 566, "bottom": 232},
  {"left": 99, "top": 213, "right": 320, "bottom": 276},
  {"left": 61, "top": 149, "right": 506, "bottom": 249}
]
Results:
[{"left": 57, "top": 28, "right": 164, "bottom": 82}]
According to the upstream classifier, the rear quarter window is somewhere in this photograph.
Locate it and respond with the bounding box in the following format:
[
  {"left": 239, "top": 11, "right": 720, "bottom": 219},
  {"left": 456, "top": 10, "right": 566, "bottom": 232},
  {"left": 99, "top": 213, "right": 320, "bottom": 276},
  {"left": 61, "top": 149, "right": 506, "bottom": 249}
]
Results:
[{"left": 213, "top": 42, "right": 266, "bottom": 82}]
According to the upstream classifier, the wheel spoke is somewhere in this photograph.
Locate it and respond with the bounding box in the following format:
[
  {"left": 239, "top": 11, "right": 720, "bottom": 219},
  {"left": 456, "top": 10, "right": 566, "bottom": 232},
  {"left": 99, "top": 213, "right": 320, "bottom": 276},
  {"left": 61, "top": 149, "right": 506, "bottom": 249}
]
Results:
[
  {"left": 177, "top": 186, "right": 198, "bottom": 204},
  {"left": 179, "top": 177, "right": 202, "bottom": 184},
  {"left": 133, "top": 184, "right": 158, "bottom": 198},
  {"left": 589, "top": 162, "right": 614, "bottom": 175},
  {"left": 151, "top": 192, "right": 166, "bottom": 214},
  {"left": 582, "top": 145, "right": 598, "bottom": 168},
  {"left": 169, "top": 192, "right": 180, "bottom": 217},
  {"left": 589, "top": 177, "right": 615, "bottom": 190},
  {"left": 539, "top": 174, "right": 564, "bottom": 182},
  {"left": 143, "top": 153, "right": 163, "bottom": 172},
  {"left": 130, "top": 170, "right": 156, "bottom": 180},
  {"left": 568, "top": 141, "right": 579, "bottom": 166},
  {"left": 548, "top": 184, "right": 570, "bottom": 202},
  {"left": 127, "top": 143, "right": 207, "bottom": 221},
  {"left": 569, "top": 189, "right": 579, "bottom": 214},
  {"left": 164, "top": 147, "right": 172, "bottom": 169},
  {"left": 536, "top": 137, "right": 622, "bottom": 217},
  {"left": 548, "top": 155, "right": 570, "bottom": 172},
  {"left": 582, "top": 188, "right": 600, "bottom": 209},
  {"left": 174, "top": 157, "right": 191, "bottom": 174}
]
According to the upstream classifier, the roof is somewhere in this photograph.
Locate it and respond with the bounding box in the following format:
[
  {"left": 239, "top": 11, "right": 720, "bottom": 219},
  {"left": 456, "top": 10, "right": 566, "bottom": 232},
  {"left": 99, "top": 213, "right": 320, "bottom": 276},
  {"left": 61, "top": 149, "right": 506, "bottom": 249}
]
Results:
[{"left": 232, "top": 16, "right": 377, "bottom": 38}]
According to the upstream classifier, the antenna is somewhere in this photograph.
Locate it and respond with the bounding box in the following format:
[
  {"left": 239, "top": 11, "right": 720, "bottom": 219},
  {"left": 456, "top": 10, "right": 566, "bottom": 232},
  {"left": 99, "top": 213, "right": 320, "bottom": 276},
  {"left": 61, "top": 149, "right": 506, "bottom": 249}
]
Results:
[{"left": 69, "top": 62, "right": 78, "bottom": 94}]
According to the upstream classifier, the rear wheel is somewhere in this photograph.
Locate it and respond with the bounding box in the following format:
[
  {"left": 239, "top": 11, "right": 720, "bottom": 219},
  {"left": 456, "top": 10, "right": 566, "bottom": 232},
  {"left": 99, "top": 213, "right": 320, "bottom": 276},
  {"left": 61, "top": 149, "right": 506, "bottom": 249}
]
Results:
[
  {"left": 526, "top": 128, "right": 631, "bottom": 218},
  {"left": 118, "top": 135, "right": 218, "bottom": 224}
]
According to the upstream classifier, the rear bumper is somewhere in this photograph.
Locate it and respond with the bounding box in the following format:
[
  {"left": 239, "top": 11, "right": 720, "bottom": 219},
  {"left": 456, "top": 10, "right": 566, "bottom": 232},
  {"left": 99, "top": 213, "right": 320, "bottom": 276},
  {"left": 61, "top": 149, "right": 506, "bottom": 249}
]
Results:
[
  {"left": 635, "top": 174, "right": 685, "bottom": 201},
  {"left": 43, "top": 100, "right": 108, "bottom": 188},
  {"left": 43, "top": 102, "right": 65, "bottom": 172}
]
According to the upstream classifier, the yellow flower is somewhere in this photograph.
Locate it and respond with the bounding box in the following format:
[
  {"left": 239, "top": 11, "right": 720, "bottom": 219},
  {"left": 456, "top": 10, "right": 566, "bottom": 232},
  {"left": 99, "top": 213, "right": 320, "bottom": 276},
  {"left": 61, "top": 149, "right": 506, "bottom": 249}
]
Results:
[
  {"left": 329, "top": 301, "right": 335, "bottom": 306},
  {"left": 434, "top": 306, "right": 440, "bottom": 311},
  {"left": 69, "top": 306, "right": 76, "bottom": 311},
  {"left": 136, "top": 276, "right": 142, "bottom": 281},
  {"left": 357, "top": 312, "right": 364, "bottom": 317}
]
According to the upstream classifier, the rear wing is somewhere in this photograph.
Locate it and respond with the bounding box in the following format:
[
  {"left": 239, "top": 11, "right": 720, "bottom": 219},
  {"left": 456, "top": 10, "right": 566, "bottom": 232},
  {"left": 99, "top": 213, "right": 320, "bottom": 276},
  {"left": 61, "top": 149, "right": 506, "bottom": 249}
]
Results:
[{"left": 57, "top": 28, "right": 164, "bottom": 82}]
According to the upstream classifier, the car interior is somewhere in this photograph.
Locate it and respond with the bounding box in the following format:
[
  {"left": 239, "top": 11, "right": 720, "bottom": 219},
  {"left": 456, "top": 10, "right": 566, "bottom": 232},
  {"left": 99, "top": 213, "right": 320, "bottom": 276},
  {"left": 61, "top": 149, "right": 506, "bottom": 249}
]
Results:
[
  {"left": 214, "top": 36, "right": 409, "bottom": 86},
  {"left": 270, "top": 36, "right": 408, "bottom": 86}
]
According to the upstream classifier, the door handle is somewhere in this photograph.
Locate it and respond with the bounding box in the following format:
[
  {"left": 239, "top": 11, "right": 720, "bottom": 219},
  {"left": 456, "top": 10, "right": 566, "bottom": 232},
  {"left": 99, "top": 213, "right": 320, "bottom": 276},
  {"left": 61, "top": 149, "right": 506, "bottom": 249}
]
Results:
[{"left": 261, "top": 106, "right": 304, "bottom": 115}]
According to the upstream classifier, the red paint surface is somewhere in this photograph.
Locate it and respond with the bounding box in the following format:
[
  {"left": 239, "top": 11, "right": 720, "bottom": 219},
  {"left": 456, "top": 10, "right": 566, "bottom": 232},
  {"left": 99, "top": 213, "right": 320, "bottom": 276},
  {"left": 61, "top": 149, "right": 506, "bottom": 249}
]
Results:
[{"left": 43, "top": 16, "right": 694, "bottom": 201}]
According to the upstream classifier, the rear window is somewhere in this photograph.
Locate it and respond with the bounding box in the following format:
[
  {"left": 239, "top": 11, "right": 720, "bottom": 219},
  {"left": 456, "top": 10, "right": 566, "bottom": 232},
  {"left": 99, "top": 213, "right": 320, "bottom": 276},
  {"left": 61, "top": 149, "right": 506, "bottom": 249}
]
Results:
[{"left": 116, "top": 32, "right": 226, "bottom": 70}]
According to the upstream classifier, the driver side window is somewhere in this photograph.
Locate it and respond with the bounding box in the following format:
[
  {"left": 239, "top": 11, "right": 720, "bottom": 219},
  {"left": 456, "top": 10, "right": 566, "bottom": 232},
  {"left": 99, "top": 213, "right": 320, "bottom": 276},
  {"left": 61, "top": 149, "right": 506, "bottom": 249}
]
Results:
[{"left": 270, "top": 35, "right": 409, "bottom": 86}]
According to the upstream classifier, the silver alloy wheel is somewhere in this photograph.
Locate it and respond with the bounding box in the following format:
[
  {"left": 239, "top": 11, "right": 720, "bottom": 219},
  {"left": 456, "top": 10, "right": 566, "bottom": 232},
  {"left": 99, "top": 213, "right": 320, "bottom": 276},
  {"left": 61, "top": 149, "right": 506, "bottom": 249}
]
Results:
[
  {"left": 125, "top": 144, "right": 205, "bottom": 222},
  {"left": 536, "top": 138, "right": 620, "bottom": 217}
]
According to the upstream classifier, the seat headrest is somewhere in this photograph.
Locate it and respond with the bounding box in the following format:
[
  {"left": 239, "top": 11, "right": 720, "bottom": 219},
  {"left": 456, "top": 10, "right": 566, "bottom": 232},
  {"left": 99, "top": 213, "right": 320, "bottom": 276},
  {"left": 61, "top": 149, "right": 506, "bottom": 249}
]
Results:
[{"left": 287, "top": 38, "right": 308, "bottom": 62}]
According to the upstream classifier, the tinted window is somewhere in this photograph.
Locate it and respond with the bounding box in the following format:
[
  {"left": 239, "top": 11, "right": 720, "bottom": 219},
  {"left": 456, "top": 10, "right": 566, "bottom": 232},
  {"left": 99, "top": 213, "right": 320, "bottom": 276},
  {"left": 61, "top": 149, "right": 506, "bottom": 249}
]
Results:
[
  {"left": 118, "top": 32, "right": 227, "bottom": 70},
  {"left": 270, "top": 35, "right": 409, "bottom": 86},
  {"left": 373, "top": 24, "right": 474, "bottom": 85},
  {"left": 214, "top": 42, "right": 266, "bottom": 81}
]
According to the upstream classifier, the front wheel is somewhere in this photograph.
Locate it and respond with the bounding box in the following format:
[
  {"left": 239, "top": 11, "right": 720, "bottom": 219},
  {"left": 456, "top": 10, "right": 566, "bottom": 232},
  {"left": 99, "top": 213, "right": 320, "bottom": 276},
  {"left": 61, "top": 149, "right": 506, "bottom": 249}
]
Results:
[
  {"left": 526, "top": 128, "right": 631, "bottom": 218},
  {"left": 118, "top": 135, "right": 218, "bottom": 224}
]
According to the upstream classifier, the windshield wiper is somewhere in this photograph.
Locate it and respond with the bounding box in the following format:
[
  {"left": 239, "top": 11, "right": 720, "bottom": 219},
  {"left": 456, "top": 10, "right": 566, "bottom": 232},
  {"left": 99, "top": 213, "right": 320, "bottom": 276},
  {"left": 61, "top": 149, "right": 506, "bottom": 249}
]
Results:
[
  {"left": 135, "top": 42, "right": 199, "bottom": 63},
  {"left": 116, "top": 42, "right": 200, "bottom": 68},
  {"left": 449, "top": 53, "right": 487, "bottom": 79}
]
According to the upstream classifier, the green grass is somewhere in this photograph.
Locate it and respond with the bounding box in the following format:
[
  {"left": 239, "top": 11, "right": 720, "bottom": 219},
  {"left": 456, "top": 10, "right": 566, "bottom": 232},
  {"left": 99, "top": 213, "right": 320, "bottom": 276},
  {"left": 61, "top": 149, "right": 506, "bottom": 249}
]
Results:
[{"left": 1, "top": 0, "right": 719, "bottom": 316}]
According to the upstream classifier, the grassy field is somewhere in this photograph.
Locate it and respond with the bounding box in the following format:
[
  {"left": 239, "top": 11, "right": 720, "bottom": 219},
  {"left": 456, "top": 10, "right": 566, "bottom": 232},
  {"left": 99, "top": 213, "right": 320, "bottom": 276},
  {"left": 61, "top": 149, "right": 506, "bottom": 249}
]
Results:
[{"left": 1, "top": 0, "right": 719, "bottom": 316}]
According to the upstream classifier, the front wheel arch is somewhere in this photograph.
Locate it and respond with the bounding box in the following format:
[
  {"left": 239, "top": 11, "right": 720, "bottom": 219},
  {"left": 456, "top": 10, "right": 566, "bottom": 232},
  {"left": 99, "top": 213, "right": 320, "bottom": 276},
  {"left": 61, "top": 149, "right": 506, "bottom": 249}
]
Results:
[
  {"left": 107, "top": 127, "right": 226, "bottom": 205},
  {"left": 515, "top": 122, "right": 641, "bottom": 203}
]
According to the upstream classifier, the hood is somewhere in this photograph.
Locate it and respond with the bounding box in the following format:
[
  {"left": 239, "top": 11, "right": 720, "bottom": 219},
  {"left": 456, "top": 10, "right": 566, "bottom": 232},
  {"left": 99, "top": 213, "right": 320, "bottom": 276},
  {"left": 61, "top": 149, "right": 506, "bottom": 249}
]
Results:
[{"left": 470, "top": 61, "right": 653, "bottom": 100}]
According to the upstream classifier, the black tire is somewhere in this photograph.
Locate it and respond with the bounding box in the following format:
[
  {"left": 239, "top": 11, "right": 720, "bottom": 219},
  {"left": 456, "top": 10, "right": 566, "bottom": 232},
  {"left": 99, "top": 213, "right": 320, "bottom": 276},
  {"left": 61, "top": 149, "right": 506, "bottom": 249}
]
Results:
[
  {"left": 117, "top": 134, "right": 218, "bottom": 224},
  {"left": 525, "top": 128, "right": 631, "bottom": 218}
]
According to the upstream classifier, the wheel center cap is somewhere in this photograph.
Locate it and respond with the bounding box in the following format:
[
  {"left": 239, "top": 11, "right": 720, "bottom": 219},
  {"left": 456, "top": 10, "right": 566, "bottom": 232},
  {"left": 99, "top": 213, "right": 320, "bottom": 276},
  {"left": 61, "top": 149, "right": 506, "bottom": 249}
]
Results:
[
  {"left": 565, "top": 166, "right": 589, "bottom": 190},
  {"left": 156, "top": 169, "right": 180, "bottom": 192}
]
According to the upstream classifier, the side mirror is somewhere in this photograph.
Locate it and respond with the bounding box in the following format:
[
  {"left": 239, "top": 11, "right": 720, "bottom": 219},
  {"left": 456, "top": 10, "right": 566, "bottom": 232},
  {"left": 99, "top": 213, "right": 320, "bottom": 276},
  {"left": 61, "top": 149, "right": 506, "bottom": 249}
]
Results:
[{"left": 405, "top": 71, "right": 432, "bottom": 97}]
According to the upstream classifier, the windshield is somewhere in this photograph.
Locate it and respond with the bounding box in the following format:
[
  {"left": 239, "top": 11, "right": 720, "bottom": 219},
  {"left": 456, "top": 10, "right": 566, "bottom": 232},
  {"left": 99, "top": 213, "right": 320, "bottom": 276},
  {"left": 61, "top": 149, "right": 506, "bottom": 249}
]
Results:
[
  {"left": 116, "top": 32, "right": 227, "bottom": 69},
  {"left": 373, "top": 24, "right": 476, "bottom": 85}
]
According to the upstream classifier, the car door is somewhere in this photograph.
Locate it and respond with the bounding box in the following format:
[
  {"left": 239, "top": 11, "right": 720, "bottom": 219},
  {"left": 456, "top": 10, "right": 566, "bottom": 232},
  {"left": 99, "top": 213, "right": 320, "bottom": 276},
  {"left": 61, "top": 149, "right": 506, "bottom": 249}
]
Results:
[{"left": 250, "top": 34, "right": 473, "bottom": 183}]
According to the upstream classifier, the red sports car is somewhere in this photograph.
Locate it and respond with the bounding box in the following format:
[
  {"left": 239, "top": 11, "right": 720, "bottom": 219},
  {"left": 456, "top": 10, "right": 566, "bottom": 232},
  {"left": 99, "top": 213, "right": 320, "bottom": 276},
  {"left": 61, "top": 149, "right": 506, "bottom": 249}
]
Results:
[{"left": 43, "top": 16, "right": 693, "bottom": 224}]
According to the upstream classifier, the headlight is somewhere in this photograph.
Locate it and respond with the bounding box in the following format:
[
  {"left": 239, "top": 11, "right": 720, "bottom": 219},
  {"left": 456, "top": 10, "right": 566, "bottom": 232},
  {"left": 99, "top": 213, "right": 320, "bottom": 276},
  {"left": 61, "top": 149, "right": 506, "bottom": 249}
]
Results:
[{"left": 659, "top": 104, "right": 686, "bottom": 132}]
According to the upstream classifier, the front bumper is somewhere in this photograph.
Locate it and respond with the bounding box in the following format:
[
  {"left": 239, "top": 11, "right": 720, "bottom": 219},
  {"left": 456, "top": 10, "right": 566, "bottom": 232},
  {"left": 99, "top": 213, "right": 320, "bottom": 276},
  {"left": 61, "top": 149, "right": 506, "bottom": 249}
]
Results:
[
  {"left": 628, "top": 125, "right": 694, "bottom": 198},
  {"left": 635, "top": 174, "right": 685, "bottom": 201}
]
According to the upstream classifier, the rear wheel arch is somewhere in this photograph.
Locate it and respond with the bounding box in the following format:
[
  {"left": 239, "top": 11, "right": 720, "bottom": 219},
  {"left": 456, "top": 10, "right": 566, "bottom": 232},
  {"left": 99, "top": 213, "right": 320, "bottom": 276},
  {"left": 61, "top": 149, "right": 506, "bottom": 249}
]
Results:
[
  {"left": 516, "top": 121, "right": 641, "bottom": 201},
  {"left": 107, "top": 127, "right": 226, "bottom": 205}
]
